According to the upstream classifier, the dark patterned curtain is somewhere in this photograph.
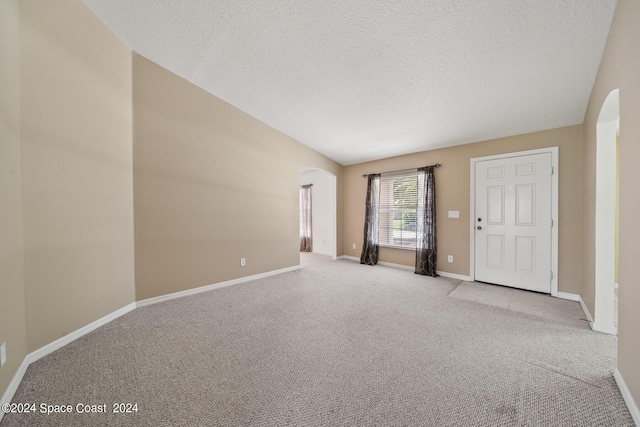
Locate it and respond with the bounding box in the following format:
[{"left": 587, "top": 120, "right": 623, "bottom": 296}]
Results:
[
  {"left": 300, "top": 184, "right": 312, "bottom": 252},
  {"left": 415, "top": 167, "right": 437, "bottom": 276},
  {"left": 360, "top": 174, "right": 380, "bottom": 265}
]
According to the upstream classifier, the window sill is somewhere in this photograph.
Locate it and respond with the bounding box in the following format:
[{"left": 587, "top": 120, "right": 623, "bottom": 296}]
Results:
[{"left": 378, "top": 244, "right": 416, "bottom": 252}]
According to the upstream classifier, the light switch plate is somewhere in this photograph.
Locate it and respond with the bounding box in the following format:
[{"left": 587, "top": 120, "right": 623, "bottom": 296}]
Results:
[
  {"left": 448, "top": 211, "right": 460, "bottom": 219},
  {"left": 1, "top": 342, "right": 6, "bottom": 367}
]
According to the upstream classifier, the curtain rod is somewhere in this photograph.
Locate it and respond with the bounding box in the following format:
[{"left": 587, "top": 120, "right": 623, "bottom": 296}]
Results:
[{"left": 362, "top": 163, "right": 441, "bottom": 177}]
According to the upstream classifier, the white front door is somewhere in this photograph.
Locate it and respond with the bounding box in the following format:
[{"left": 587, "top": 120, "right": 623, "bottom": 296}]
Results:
[{"left": 474, "top": 153, "right": 552, "bottom": 293}]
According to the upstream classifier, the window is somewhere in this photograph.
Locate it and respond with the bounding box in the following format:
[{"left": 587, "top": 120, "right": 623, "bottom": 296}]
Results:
[
  {"left": 299, "top": 184, "right": 312, "bottom": 252},
  {"left": 378, "top": 171, "right": 424, "bottom": 248}
]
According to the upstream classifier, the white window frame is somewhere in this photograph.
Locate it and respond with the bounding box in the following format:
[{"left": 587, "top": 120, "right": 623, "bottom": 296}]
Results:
[{"left": 377, "top": 171, "right": 421, "bottom": 250}]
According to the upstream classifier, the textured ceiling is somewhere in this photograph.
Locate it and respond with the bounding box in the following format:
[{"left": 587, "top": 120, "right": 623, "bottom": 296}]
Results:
[{"left": 84, "top": 0, "right": 617, "bottom": 165}]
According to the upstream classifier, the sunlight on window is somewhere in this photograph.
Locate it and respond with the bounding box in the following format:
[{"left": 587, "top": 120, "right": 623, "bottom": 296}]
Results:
[{"left": 378, "top": 172, "right": 423, "bottom": 248}]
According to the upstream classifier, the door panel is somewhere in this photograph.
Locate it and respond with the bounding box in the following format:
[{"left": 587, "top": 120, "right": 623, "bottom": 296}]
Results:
[
  {"left": 515, "top": 236, "right": 535, "bottom": 273},
  {"left": 515, "top": 162, "right": 536, "bottom": 176},
  {"left": 516, "top": 184, "right": 535, "bottom": 225},
  {"left": 487, "top": 186, "right": 504, "bottom": 224},
  {"left": 487, "top": 166, "right": 505, "bottom": 178},
  {"left": 475, "top": 153, "right": 552, "bottom": 293},
  {"left": 486, "top": 235, "right": 505, "bottom": 269}
]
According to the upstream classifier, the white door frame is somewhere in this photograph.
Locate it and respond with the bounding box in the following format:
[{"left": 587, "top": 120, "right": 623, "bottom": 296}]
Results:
[
  {"left": 470, "top": 147, "right": 559, "bottom": 295},
  {"left": 299, "top": 167, "right": 338, "bottom": 260},
  {"left": 593, "top": 89, "right": 619, "bottom": 335}
]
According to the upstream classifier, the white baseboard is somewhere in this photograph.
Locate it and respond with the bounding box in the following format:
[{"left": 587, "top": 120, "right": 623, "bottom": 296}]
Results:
[
  {"left": 436, "top": 271, "right": 472, "bottom": 281},
  {"left": 337, "top": 255, "right": 359, "bottom": 262},
  {"left": 341, "top": 258, "right": 576, "bottom": 291},
  {"left": 339, "top": 256, "right": 415, "bottom": 271},
  {"left": 0, "top": 265, "right": 302, "bottom": 419},
  {"left": 136, "top": 265, "right": 302, "bottom": 308},
  {"left": 578, "top": 295, "right": 593, "bottom": 321},
  {"left": 0, "top": 358, "right": 29, "bottom": 423},
  {"left": 0, "top": 302, "right": 136, "bottom": 423},
  {"left": 576, "top": 296, "right": 618, "bottom": 335},
  {"left": 556, "top": 292, "right": 580, "bottom": 302},
  {"left": 337, "top": 256, "right": 472, "bottom": 281},
  {"left": 614, "top": 368, "right": 640, "bottom": 426},
  {"left": 27, "top": 302, "right": 137, "bottom": 363},
  {"left": 579, "top": 295, "right": 594, "bottom": 324},
  {"left": 577, "top": 295, "right": 617, "bottom": 335},
  {"left": 592, "top": 322, "right": 618, "bottom": 335},
  {"left": 379, "top": 260, "right": 414, "bottom": 271},
  {"left": 1, "top": 264, "right": 634, "bottom": 425}
]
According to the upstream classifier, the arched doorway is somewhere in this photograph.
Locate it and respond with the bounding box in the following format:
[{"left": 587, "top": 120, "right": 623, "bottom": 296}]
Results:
[
  {"left": 299, "top": 168, "right": 337, "bottom": 261},
  {"left": 593, "top": 89, "right": 619, "bottom": 335}
]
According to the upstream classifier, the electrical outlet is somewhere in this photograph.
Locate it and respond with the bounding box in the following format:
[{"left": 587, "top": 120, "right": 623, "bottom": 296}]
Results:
[
  {"left": 447, "top": 255, "right": 453, "bottom": 263},
  {"left": 1, "top": 342, "right": 6, "bottom": 367},
  {"left": 352, "top": 243, "right": 356, "bottom": 250},
  {"left": 240, "top": 258, "right": 246, "bottom": 267}
]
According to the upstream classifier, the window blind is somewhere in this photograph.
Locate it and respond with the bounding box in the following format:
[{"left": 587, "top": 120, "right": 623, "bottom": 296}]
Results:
[{"left": 378, "top": 171, "right": 424, "bottom": 248}]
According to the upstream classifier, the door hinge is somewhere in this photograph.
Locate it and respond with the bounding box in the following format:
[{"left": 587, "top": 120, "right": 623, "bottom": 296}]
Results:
[
  {"left": 550, "top": 166, "right": 554, "bottom": 175},
  {"left": 550, "top": 271, "right": 554, "bottom": 281},
  {"left": 551, "top": 218, "right": 554, "bottom": 227}
]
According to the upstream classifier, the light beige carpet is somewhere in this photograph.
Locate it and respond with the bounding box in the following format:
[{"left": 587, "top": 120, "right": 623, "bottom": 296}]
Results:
[{"left": 1, "top": 257, "right": 634, "bottom": 426}]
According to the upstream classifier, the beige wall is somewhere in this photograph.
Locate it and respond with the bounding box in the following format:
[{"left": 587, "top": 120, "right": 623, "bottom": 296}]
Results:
[
  {"left": 344, "top": 125, "right": 584, "bottom": 294},
  {"left": 3, "top": 0, "right": 638, "bottom": 417},
  {"left": 19, "top": 0, "right": 135, "bottom": 350},
  {"left": 133, "top": 55, "right": 343, "bottom": 301},
  {"left": 583, "top": 0, "right": 640, "bottom": 410},
  {"left": 0, "top": 0, "right": 28, "bottom": 401}
]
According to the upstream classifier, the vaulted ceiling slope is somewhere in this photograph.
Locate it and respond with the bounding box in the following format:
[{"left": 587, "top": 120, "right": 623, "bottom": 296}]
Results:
[{"left": 84, "top": 0, "right": 617, "bottom": 165}]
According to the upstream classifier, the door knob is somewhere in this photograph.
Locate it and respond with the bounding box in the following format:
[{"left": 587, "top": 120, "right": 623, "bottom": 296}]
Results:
[{"left": 477, "top": 226, "right": 482, "bottom": 230}]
